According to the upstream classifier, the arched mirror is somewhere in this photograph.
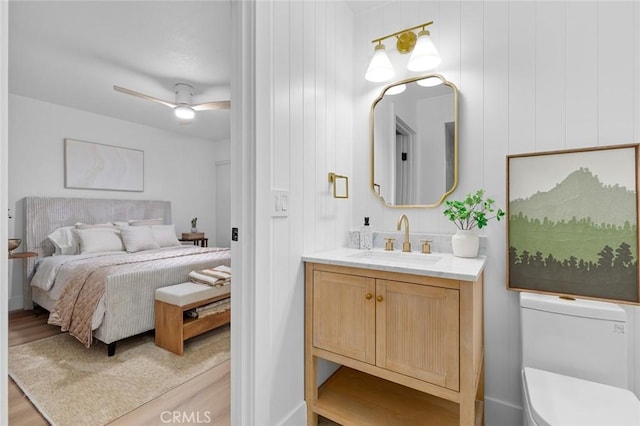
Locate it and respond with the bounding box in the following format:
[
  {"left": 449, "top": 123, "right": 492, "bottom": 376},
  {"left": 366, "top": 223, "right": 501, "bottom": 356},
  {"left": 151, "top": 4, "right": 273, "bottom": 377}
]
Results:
[{"left": 370, "top": 74, "right": 458, "bottom": 208}]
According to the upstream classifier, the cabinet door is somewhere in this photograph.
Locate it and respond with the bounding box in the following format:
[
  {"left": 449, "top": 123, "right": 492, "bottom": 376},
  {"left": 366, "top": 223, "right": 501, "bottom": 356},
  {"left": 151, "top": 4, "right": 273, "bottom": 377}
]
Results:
[
  {"left": 376, "top": 280, "right": 460, "bottom": 391},
  {"left": 312, "top": 271, "right": 376, "bottom": 364}
]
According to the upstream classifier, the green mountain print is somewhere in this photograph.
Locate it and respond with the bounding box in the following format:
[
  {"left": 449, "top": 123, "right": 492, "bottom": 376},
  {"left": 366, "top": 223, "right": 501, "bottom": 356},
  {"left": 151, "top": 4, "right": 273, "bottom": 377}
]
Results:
[
  {"left": 509, "top": 167, "right": 638, "bottom": 302},
  {"left": 510, "top": 167, "right": 636, "bottom": 226}
]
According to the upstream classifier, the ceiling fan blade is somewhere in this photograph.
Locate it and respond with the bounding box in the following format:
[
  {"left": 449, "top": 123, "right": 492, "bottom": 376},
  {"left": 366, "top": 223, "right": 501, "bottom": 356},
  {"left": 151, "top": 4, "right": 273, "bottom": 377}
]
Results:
[
  {"left": 113, "top": 85, "right": 177, "bottom": 109},
  {"left": 192, "top": 100, "right": 231, "bottom": 111}
]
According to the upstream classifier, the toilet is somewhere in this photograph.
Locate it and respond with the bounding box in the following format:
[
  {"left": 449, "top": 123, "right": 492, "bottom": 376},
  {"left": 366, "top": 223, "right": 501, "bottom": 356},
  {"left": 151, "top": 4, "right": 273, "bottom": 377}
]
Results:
[{"left": 520, "top": 292, "right": 640, "bottom": 426}]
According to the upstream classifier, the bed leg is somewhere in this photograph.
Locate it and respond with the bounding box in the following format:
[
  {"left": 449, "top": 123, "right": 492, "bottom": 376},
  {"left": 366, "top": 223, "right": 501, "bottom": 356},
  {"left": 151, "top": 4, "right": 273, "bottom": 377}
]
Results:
[
  {"left": 33, "top": 304, "right": 46, "bottom": 316},
  {"left": 107, "top": 342, "right": 116, "bottom": 357}
]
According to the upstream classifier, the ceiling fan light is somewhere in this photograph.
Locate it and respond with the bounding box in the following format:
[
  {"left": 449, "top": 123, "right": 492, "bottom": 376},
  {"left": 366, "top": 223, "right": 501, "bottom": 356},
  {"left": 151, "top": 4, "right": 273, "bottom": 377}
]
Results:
[
  {"left": 407, "top": 29, "right": 441, "bottom": 72},
  {"left": 365, "top": 43, "right": 394, "bottom": 83},
  {"left": 174, "top": 105, "right": 195, "bottom": 120}
]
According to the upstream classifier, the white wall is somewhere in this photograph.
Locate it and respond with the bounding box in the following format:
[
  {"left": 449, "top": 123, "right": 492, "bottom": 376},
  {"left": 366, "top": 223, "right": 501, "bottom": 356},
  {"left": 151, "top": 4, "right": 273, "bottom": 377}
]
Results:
[
  {"left": 245, "top": 1, "right": 354, "bottom": 424},
  {"left": 7, "top": 94, "right": 230, "bottom": 310},
  {"left": 353, "top": 2, "right": 640, "bottom": 425}
]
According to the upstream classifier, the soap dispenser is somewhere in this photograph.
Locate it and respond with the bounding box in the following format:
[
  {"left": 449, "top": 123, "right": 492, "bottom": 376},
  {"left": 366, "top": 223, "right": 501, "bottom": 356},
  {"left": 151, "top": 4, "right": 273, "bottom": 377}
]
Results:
[{"left": 360, "top": 217, "right": 373, "bottom": 250}]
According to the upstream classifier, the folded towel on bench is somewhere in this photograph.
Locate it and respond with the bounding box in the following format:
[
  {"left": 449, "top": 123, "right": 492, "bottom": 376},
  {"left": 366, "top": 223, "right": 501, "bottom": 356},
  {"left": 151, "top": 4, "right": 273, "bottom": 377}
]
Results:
[{"left": 189, "top": 265, "right": 231, "bottom": 287}]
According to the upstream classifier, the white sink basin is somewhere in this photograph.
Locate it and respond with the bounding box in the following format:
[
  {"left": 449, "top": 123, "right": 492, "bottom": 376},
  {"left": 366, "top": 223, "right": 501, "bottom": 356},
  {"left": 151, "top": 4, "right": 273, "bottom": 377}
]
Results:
[{"left": 347, "top": 250, "right": 442, "bottom": 267}]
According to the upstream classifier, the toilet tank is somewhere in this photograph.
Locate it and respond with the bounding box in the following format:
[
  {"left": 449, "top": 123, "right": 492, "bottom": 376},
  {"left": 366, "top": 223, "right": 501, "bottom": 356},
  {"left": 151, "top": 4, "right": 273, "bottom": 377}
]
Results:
[{"left": 520, "top": 292, "right": 628, "bottom": 388}]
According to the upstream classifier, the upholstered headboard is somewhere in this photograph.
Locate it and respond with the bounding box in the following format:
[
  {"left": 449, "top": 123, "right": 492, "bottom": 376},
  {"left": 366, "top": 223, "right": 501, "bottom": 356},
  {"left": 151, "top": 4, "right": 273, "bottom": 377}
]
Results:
[{"left": 23, "top": 196, "right": 172, "bottom": 309}]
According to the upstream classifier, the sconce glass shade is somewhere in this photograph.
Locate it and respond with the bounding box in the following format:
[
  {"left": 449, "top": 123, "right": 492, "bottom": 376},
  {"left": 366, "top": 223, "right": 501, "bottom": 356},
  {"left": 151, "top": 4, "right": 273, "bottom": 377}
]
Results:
[
  {"left": 407, "top": 29, "right": 441, "bottom": 72},
  {"left": 174, "top": 105, "right": 195, "bottom": 120},
  {"left": 365, "top": 43, "right": 394, "bottom": 83}
]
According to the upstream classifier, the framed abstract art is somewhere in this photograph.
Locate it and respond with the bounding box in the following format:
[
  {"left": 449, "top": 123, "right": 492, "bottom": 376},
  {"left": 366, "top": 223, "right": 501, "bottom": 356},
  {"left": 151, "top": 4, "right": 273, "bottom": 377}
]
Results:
[{"left": 64, "top": 138, "right": 144, "bottom": 192}]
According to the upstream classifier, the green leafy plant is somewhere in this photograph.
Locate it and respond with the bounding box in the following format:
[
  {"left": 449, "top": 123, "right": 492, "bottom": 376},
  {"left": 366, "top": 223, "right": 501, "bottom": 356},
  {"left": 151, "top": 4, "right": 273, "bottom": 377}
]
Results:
[
  {"left": 443, "top": 189, "right": 505, "bottom": 230},
  {"left": 191, "top": 217, "right": 198, "bottom": 228}
]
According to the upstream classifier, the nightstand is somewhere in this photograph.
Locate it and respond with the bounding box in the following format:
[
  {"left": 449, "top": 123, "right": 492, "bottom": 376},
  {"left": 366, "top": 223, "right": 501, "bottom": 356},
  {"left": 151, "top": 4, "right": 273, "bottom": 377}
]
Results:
[
  {"left": 8, "top": 251, "right": 37, "bottom": 260},
  {"left": 179, "top": 232, "right": 208, "bottom": 247}
]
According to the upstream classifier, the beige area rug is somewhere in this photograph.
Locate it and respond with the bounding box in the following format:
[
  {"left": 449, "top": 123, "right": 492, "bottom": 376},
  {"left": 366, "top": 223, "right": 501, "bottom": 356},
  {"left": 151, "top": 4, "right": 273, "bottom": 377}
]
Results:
[{"left": 8, "top": 325, "right": 230, "bottom": 426}]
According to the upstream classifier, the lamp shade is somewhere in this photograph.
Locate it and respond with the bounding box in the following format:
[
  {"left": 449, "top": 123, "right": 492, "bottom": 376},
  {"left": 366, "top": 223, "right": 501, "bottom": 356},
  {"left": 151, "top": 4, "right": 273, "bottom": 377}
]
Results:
[
  {"left": 174, "top": 105, "right": 195, "bottom": 120},
  {"left": 365, "top": 43, "right": 394, "bottom": 83},
  {"left": 407, "top": 30, "right": 441, "bottom": 72}
]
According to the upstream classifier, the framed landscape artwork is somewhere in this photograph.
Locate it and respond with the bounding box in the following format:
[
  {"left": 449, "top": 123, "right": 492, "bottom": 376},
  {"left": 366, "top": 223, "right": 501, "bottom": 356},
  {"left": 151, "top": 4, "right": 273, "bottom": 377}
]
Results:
[
  {"left": 507, "top": 144, "right": 640, "bottom": 304},
  {"left": 65, "top": 139, "right": 144, "bottom": 192}
]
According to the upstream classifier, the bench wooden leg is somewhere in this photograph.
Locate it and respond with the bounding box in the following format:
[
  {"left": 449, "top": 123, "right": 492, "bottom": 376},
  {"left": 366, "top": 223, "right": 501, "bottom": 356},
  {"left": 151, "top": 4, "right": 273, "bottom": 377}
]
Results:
[{"left": 155, "top": 300, "right": 184, "bottom": 355}]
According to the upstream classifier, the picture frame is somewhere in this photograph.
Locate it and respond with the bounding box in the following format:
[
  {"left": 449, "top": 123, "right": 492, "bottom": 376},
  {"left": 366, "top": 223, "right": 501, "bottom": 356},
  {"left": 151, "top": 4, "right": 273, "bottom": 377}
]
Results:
[
  {"left": 64, "top": 138, "right": 144, "bottom": 192},
  {"left": 507, "top": 144, "right": 640, "bottom": 304}
]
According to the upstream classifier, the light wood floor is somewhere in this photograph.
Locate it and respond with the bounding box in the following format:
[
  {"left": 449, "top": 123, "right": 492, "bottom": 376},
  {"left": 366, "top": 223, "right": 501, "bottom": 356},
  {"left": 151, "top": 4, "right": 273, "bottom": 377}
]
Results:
[{"left": 8, "top": 309, "right": 230, "bottom": 425}]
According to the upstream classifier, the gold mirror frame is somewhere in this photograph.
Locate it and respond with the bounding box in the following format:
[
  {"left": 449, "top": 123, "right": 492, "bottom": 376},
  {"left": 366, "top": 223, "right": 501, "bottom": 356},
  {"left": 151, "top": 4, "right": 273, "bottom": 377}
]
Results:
[{"left": 370, "top": 74, "right": 459, "bottom": 208}]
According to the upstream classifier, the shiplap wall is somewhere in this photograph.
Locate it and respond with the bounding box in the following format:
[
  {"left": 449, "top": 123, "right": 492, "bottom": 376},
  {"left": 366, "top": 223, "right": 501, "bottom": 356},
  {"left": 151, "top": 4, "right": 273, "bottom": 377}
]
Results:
[
  {"left": 353, "top": 2, "right": 640, "bottom": 425},
  {"left": 247, "top": 1, "right": 354, "bottom": 424}
]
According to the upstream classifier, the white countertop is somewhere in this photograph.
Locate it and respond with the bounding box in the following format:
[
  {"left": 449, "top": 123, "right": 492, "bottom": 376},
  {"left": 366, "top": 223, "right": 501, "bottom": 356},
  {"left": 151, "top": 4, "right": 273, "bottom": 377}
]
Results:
[{"left": 302, "top": 247, "right": 486, "bottom": 281}]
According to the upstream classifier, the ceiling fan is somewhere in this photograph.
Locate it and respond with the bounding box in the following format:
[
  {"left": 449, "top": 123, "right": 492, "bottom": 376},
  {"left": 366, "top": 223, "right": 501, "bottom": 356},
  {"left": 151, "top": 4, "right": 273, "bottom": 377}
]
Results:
[{"left": 113, "top": 83, "right": 230, "bottom": 123}]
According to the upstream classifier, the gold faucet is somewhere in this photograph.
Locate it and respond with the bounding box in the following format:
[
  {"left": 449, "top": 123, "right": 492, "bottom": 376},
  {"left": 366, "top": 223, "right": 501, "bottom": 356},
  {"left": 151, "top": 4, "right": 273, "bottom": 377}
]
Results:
[{"left": 397, "top": 214, "right": 411, "bottom": 252}]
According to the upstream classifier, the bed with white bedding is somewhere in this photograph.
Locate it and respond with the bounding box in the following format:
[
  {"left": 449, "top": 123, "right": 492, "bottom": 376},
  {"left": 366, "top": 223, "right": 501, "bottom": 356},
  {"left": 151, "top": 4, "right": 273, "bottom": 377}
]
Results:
[{"left": 23, "top": 196, "right": 231, "bottom": 355}]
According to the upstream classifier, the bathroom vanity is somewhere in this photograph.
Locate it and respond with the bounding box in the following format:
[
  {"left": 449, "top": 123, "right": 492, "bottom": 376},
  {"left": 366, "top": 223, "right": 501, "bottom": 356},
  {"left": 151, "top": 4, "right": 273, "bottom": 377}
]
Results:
[{"left": 303, "top": 248, "right": 485, "bottom": 426}]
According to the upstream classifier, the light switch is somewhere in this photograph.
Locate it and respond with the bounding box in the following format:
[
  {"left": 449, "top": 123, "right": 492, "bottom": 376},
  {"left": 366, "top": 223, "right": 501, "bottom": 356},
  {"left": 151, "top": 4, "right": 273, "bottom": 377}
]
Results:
[{"left": 272, "top": 190, "right": 289, "bottom": 217}]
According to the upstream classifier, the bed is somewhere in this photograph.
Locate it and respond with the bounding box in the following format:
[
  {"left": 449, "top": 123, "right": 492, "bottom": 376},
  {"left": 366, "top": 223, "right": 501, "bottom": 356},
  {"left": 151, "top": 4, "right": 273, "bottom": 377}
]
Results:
[{"left": 23, "top": 196, "right": 231, "bottom": 355}]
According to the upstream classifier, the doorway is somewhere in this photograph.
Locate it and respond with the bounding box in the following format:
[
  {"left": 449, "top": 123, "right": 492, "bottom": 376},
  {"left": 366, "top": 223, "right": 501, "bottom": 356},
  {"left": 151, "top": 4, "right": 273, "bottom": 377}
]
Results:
[
  {"left": 215, "top": 160, "right": 231, "bottom": 247},
  {"left": 395, "top": 116, "right": 416, "bottom": 205}
]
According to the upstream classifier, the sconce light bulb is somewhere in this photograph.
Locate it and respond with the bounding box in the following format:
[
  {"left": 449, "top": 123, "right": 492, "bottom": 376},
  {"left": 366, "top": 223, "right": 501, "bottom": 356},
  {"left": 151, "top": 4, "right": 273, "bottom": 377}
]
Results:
[
  {"left": 407, "top": 29, "right": 441, "bottom": 72},
  {"left": 365, "top": 43, "right": 394, "bottom": 83}
]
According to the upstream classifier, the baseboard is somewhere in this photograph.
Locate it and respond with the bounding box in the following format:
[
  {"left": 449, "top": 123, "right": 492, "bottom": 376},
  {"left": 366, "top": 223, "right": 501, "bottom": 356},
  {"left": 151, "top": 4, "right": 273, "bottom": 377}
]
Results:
[
  {"left": 485, "top": 396, "right": 523, "bottom": 426},
  {"left": 278, "top": 400, "right": 306, "bottom": 426}
]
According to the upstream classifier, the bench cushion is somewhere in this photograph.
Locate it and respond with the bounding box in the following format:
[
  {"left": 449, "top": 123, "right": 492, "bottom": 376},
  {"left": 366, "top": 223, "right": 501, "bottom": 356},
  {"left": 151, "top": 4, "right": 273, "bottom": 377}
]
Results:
[{"left": 156, "top": 282, "right": 231, "bottom": 306}]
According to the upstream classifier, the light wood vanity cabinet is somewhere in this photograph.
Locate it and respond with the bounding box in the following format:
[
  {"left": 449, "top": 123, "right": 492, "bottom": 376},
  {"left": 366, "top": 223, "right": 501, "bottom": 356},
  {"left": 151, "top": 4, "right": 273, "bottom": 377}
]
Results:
[{"left": 305, "top": 262, "right": 484, "bottom": 426}]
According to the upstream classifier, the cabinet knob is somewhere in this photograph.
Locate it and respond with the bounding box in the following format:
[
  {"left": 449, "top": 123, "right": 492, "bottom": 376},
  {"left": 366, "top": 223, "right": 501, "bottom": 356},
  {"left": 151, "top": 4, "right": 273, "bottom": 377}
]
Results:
[
  {"left": 365, "top": 293, "right": 373, "bottom": 300},
  {"left": 376, "top": 295, "right": 384, "bottom": 302}
]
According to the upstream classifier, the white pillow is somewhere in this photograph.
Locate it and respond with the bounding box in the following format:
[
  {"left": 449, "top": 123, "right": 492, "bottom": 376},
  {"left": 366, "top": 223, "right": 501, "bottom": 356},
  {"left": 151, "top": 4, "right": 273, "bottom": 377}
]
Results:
[
  {"left": 151, "top": 225, "right": 181, "bottom": 247},
  {"left": 48, "top": 226, "right": 79, "bottom": 255},
  {"left": 120, "top": 226, "right": 161, "bottom": 253},
  {"left": 128, "top": 218, "right": 163, "bottom": 227},
  {"left": 75, "top": 228, "right": 125, "bottom": 254}
]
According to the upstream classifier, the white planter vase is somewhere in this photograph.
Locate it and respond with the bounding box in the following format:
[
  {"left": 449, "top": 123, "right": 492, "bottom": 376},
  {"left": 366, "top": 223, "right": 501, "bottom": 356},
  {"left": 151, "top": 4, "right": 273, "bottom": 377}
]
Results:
[{"left": 451, "top": 230, "right": 480, "bottom": 258}]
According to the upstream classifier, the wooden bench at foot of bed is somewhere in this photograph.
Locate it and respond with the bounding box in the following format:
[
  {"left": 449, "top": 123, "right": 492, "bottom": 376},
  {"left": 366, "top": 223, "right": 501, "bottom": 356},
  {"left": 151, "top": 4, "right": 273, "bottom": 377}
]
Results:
[{"left": 154, "top": 282, "right": 231, "bottom": 355}]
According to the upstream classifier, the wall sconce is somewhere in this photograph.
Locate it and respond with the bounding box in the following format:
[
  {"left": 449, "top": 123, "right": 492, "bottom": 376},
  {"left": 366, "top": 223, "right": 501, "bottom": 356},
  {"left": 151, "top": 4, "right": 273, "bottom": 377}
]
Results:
[
  {"left": 328, "top": 172, "right": 349, "bottom": 199},
  {"left": 365, "top": 21, "right": 441, "bottom": 83}
]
